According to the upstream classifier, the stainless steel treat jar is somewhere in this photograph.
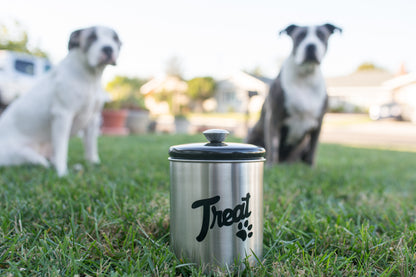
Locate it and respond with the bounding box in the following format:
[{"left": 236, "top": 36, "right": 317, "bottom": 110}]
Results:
[{"left": 169, "top": 129, "right": 266, "bottom": 269}]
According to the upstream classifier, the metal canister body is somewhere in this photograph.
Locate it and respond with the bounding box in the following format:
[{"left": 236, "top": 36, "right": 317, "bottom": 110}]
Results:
[{"left": 169, "top": 129, "right": 265, "bottom": 269}]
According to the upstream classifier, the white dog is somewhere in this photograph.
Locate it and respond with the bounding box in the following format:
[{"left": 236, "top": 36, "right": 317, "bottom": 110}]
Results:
[{"left": 0, "top": 26, "right": 121, "bottom": 176}]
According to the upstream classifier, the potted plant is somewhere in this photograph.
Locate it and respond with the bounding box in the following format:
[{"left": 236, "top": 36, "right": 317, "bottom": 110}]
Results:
[
  {"left": 173, "top": 104, "right": 190, "bottom": 134},
  {"left": 102, "top": 76, "right": 149, "bottom": 136},
  {"left": 174, "top": 113, "right": 190, "bottom": 134},
  {"left": 121, "top": 95, "right": 150, "bottom": 135},
  {"left": 101, "top": 98, "right": 129, "bottom": 136}
]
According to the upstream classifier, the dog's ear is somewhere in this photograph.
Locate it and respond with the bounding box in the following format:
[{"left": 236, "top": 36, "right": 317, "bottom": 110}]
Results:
[
  {"left": 279, "top": 24, "right": 298, "bottom": 36},
  {"left": 68, "top": 29, "right": 83, "bottom": 50},
  {"left": 322, "top": 23, "right": 342, "bottom": 35}
]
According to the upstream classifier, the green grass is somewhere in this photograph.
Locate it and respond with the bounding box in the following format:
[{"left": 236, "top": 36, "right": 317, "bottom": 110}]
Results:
[{"left": 1, "top": 134, "right": 416, "bottom": 276}]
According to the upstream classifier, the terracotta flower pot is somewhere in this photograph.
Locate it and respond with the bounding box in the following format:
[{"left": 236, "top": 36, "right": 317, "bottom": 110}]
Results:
[{"left": 101, "top": 109, "right": 129, "bottom": 136}]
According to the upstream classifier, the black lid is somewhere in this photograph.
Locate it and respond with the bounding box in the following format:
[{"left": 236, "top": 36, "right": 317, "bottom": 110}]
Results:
[{"left": 169, "top": 129, "right": 266, "bottom": 161}]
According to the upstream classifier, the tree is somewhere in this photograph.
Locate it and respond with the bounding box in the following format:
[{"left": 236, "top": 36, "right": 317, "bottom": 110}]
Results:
[
  {"left": 187, "top": 77, "right": 216, "bottom": 112},
  {"left": 0, "top": 21, "right": 48, "bottom": 58},
  {"left": 187, "top": 77, "right": 216, "bottom": 101},
  {"left": 356, "top": 62, "right": 384, "bottom": 72},
  {"left": 105, "top": 76, "right": 148, "bottom": 109}
]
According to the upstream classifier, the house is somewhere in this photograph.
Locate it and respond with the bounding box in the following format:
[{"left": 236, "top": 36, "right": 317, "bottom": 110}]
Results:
[
  {"left": 140, "top": 75, "right": 188, "bottom": 115},
  {"left": 325, "top": 70, "right": 394, "bottom": 112},
  {"left": 214, "top": 71, "right": 273, "bottom": 113},
  {"left": 383, "top": 72, "right": 416, "bottom": 122}
]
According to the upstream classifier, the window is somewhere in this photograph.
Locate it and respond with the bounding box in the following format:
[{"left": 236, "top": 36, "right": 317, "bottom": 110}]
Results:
[
  {"left": 224, "top": 91, "right": 235, "bottom": 102},
  {"left": 14, "top": 59, "right": 35, "bottom": 75},
  {"left": 44, "top": 62, "right": 51, "bottom": 72}
]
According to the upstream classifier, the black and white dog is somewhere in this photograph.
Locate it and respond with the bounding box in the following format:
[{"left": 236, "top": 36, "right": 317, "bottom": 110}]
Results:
[
  {"left": 247, "top": 23, "right": 341, "bottom": 166},
  {"left": 0, "top": 26, "right": 121, "bottom": 176}
]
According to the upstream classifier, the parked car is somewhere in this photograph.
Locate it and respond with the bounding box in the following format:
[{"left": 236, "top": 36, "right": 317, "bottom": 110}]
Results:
[
  {"left": 369, "top": 102, "right": 402, "bottom": 121},
  {"left": 369, "top": 101, "right": 416, "bottom": 123},
  {"left": 0, "top": 50, "right": 51, "bottom": 105},
  {"left": 400, "top": 104, "right": 416, "bottom": 123}
]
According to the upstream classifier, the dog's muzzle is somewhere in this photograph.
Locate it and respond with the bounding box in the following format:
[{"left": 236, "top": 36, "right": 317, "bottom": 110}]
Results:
[
  {"left": 101, "top": 46, "right": 116, "bottom": 65},
  {"left": 304, "top": 44, "right": 320, "bottom": 64},
  {"left": 102, "top": 46, "right": 113, "bottom": 58}
]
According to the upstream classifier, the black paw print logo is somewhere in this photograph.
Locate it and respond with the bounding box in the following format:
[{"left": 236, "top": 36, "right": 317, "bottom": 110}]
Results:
[{"left": 236, "top": 220, "right": 253, "bottom": 241}]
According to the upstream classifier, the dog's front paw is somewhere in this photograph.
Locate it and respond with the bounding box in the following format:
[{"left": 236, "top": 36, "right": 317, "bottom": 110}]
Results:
[
  {"left": 57, "top": 171, "right": 68, "bottom": 177},
  {"left": 89, "top": 157, "right": 100, "bottom": 165},
  {"left": 55, "top": 165, "right": 68, "bottom": 177},
  {"left": 85, "top": 154, "right": 100, "bottom": 165}
]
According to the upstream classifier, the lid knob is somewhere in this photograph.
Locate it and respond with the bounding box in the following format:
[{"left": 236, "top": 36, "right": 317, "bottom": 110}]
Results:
[{"left": 203, "top": 129, "right": 229, "bottom": 143}]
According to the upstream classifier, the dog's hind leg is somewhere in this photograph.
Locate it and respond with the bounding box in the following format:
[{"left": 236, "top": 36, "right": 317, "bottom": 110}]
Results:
[
  {"left": 0, "top": 146, "right": 49, "bottom": 167},
  {"left": 246, "top": 120, "right": 265, "bottom": 147},
  {"left": 246, "top": 105, "right": 266, "bottom": 147}
]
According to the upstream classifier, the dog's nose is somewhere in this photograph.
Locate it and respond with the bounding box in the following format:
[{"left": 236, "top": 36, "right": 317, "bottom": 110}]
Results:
[
  {"left": 305, "top": 44, "right": 318, "bottom": 62},
  {"left": 102, "top": 46, "right": 113, "bottom": 58},
  {"left": 306, "top": 44, "right": 316, "bottom": 56}
]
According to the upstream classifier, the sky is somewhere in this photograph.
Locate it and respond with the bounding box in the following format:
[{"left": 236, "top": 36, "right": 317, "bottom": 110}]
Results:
[{"left": 1, "top": 0, "right": 416, "bottom": 82}]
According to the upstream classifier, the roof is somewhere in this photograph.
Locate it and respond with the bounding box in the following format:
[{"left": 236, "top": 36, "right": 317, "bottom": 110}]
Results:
[
  {"left": 383, "top": 72, "right": 416, "bottom": 90},
  {"left": 245, "top": 72, "right": 274, "bottom": 84},
  {"left": 325, "top": 70, "right": 394, "bottom": 87},
  {"left": 217, "top": 71, "right": 273, "bottom": 90},
  {"left": 140, "top": 75, "right": 188, "bottom": 95}
]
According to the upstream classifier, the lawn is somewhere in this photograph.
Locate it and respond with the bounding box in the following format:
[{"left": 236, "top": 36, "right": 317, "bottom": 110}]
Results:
[{"left": 1, "top": 134, "right": 416, "bottom": 276}]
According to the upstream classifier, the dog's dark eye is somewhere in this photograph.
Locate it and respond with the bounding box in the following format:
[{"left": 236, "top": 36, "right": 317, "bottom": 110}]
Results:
[
  {"left": 316, "top": 29, "right": 326, "bottom": 42},
  {"left": 87, "top": 32, "right": 98, "bottom": 43},
  {"left": 294, "top": 30, "right": 307, "bottom": 45},
  {"left": 112, "top": 33, "right": 122, "bottom": 47},
  {"left": 83, "top": 31, "right": 98, "bottom": 52}
]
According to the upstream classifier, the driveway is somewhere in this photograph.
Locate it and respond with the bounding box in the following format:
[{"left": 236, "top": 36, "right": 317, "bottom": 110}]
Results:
[
  {"left": 184, "top": 113, "right": 416, "bottom": 152},
  {"left": 320, "top": 113, "right": 416, "bottom": 151}
]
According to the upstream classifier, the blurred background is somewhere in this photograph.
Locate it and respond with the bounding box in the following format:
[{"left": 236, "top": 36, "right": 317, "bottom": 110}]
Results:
[{"left": 1, "top": 0, "right": 415, "bottom": 150}]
